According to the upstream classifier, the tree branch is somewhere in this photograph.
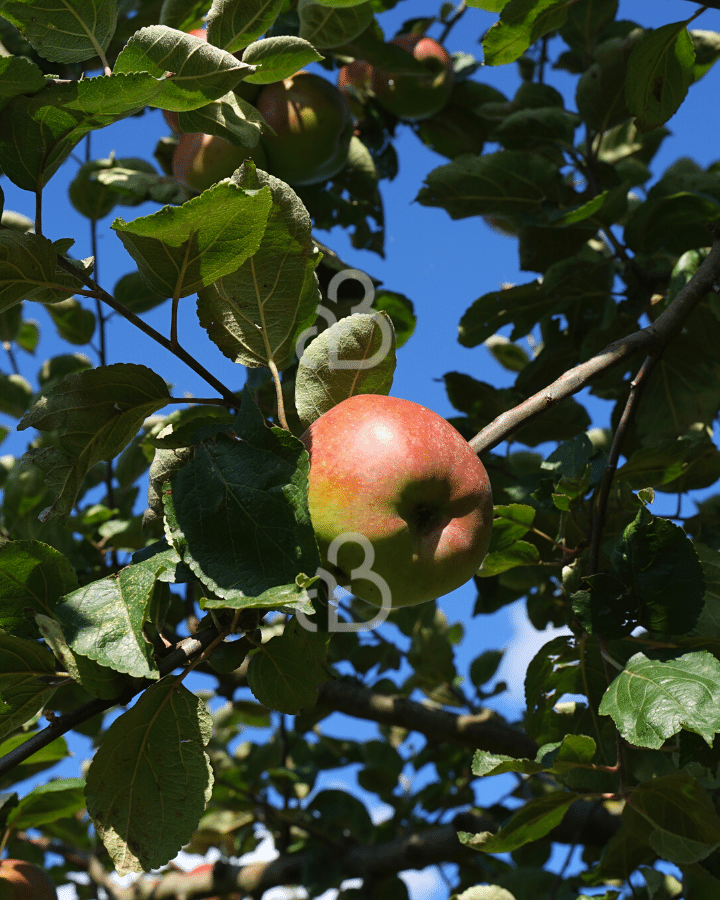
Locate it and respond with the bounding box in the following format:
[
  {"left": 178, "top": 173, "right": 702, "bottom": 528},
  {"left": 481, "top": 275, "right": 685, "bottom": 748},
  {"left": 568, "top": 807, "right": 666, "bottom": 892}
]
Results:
[
  {"left": 112, "top": 801, "right": 620, "bottom": 898},
  {"left": 588, "top": 353, "right": 658, "bottom": 576},
  {"left": 316, "top": 680, "right": 538, "bottom": 758},
  {"left": 469, "top": 231, "right": 720, "bottom": 455}
]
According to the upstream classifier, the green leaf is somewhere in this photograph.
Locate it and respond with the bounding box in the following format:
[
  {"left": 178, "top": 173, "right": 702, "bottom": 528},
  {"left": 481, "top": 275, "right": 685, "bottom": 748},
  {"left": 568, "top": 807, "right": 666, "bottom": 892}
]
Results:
[
  {"left": 617, "top": 433, "right": 720, "bottom": 493},
  {"left": 158, "top": 0, "right": 207, "bottom": 32},
  {"left": 691, "top": 28, "right": 720, "bottom": 81},
  {"left": 0, "top": 230, "right": 58, "bottom": 313},
  {"left": 18, "top": 363, "right": 171, "bottom": 522},
  {"left": 417, "top": 151, "right": 564, "bottom": 220},
  {"left": 466, "top": 0, "right": 511, "bottom": 11},
  {"left": 482, "top": 0, "right": 570, "bottom": 66},
  {"left": 612, "top": 504, "right": 705, "bottom": 635},
  {"left": 176, "top": 89, "right": 266, "bottom": 146},
  {"left": 629, "top": 774, "right": 720, "bottom": 864},
  {"left": 460, "top": 791, "right": 576, "bottom": 852},
  {"left": 206, "top": 0, "right": 285, "bottom": 54},
  {"left": 197, "top": 167, "right": 321, "bottom": 371},
  {"left": 297, "top": 0, "right": 374, "bottom": 49},
  {"left": 165, "top": 391, "right": 320, "bottom": 606},
  {"left": 0, "top": 56, "right": 47, "bottom": 114},
  {"left": 491, "top": 107, "right": 579, "bottom": 150},
  {"left": 694, "top": 543, "right": 720, "bottom": 638},
  {"left": 295, "top": 312, "right": 396, "bottom": 429},
  {"left": 0, "top": 0, "right": 117, "bottom": 64},
  {"left": 54, "top": 553, "right": 180, "bottom": 679},
  {"left": 0, "top": 373, "right": 33, "bottom": 417},
  {"left": 478, "top": 504, "right": 539, "bottom": 577},
  {"left": 113, "top": 179, "right": 272, "bottom": 299},
  {"left": 241, "top": 36, "right": 324, "bottom": 84},
  {"left": 247, "top": 618, "right": 330, "bottom": 713},
  {"left": 36, "top": 614, "right": 127, "bottom": 699},
  {"left": 7, "top": 778, "right": 86, "bottom": 829},
  {"left": 626, "top": 23, "right": 695, "bottom": 131},
  {"left": 85, "top": 678, "right": 214, "bottom": 874},
  {"left": 0, "top": 75, "right": 167, "bottom": 191},
  {"left": 634, "top": 308, "right": 720, "bottom": 443},
  {"left": 599, "top": 650, "right": 720, "bottom": 749},
  {"left": 0, "top": 634, "right": 58, "bottom": 740},
  {"left": 571, "top": 572, "right": 636, "bottom": 639},
  {"left": 575, "top": 34, "right": 638, "bottom": 132},
  {"left": 472, "top": 749, "right": 545, "bottom": 778},
  {"left": 113, "top": 25, "right": 252, "bottom": 111},
  {"left": 0, "top": 540, "right": 79, "bottom": 639},
  {"left": 458, "top": 280, "right": 546, "bottom": 347},
  {"left": 47, "top": 298, "right": 96, "bottom": 345},
  {"left": 0, "top": 732, "right": 69, "bottom": 787}
]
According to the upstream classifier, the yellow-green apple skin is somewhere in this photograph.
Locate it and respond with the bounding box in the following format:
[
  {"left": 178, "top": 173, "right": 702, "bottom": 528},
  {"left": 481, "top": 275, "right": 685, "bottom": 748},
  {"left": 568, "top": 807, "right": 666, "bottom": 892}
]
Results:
[
  {"left": 0, "top": 859, "right": 58, "bottom": 899},
  {"left": 371, "top": 34, "right": 454, "bottom": 121},
  {"left": 257, "top": 72, "right": 354, "bottom": 186},
  {"left": 300, "top": 394, "right": 493, "bottom": 607}
]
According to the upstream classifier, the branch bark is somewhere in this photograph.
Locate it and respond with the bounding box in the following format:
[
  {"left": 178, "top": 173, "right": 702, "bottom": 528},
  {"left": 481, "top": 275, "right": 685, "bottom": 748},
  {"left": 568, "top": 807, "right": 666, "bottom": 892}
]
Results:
[
  {"left": 316, "top": 679, "right": 539, "bottom": 758},
  {"left": 469, "top": 232, "right": 720, "bottom": 455},
  {"left": 112, "top": 802, "right": 620, "bottom": 898}
]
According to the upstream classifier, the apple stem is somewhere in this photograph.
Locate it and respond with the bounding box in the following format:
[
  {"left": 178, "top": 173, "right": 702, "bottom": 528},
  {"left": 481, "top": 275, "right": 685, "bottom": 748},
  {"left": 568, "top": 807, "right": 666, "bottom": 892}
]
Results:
[{"left": 267, "top": 358, "right": 289, "bottom": 429}]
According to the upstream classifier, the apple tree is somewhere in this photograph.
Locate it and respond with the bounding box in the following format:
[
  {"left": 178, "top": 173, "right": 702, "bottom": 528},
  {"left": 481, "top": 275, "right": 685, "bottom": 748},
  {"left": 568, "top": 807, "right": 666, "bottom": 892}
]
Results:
[{"left": 2, "top": 0, "right": 720, "bottom": 898}]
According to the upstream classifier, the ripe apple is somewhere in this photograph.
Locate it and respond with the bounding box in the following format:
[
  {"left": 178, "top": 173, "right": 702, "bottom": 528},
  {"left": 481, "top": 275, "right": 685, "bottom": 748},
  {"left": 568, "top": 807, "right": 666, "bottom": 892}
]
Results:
[
  {"left": 0, "top": 859, "right": 58, "bottom": 899},
  {"left": 186, "top": 862, "right": 239, "bottom": 900},
  {"left": 256, "top": 72, "right": 354, "bottom": 186},
  {"left": 300, "top": 394, "right": 493, "bottom": 608},
  {"left": 172, "top": 131, "right": 267, "bottom": 194},
  {"left": 371, "top": 34, "right": 454, "bottom": 121}
]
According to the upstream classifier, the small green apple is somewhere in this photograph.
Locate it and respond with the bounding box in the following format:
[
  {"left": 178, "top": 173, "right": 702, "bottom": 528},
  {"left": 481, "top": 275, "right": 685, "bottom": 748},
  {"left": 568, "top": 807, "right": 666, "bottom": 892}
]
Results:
[
  {"left": 0, "top": 859, "right": 58, "bottom": 899},
  {"left": 257, "top": 71, "right": 354, "bottom": 186},
  {"left": 371, "top": 34, "right": 454, "bottom": 121},
  {"left": 300, "top": 394, "right": 493, "bottom": 608},
  {"left": 172, "top": 132, "right": 267, "bottom": 194}
]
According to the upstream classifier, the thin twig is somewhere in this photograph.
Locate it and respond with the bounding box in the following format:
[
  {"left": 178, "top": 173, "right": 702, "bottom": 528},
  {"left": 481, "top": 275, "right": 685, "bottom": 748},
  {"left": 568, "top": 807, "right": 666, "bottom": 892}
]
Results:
[
  {"left": 587, "top": 354, "right": 657, "bottom": 575},
  {"left": 55, "top": 256, "right": 239, "bottom": 407}
]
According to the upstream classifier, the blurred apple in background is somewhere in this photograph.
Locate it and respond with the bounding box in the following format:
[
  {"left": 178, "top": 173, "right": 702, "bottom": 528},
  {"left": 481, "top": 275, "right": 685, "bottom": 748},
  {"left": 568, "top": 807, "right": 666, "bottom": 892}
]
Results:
[
  {"left": 371, "top": 34, "right": 454, "bottom": 121},
  {"left": 300, "top": 394, "right": 493, "bottom": 608},
  {"left": 0, "top": 858, "right": 58, "bottom": 899},
  {"left": 337, "top": 59, "right": 372, "bottom": 120},
  {"left": 172, "top": 132, "right": 267, "bottom": 194},
  {"left": 257, "top": 71, "right": 354, "bottom": 186}
]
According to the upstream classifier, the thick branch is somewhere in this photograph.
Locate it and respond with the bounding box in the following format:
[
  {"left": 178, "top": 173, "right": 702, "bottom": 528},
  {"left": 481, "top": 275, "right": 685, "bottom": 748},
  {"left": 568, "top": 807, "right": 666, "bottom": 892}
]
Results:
[
  {"left": 469, "top": 232, "right": 720, "bottom": 455},
  {"left": 116, "top": 802, "right": 620, "bottom": 898},
  {"left": 316, "top": 680, "right": 538, "bottom": 758}
]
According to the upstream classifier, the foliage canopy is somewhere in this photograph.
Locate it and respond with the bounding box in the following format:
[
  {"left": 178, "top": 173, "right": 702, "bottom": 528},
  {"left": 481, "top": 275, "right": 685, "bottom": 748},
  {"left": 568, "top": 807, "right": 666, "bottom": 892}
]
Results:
[{"left": 2, "top": 0, "right": 720, "bottom": 898}]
